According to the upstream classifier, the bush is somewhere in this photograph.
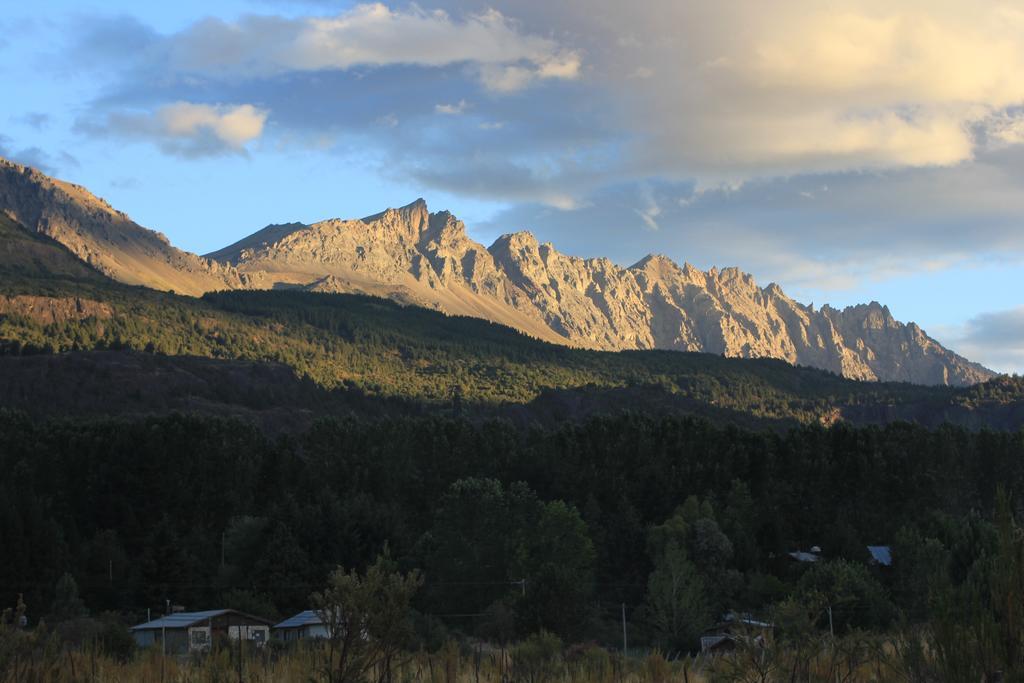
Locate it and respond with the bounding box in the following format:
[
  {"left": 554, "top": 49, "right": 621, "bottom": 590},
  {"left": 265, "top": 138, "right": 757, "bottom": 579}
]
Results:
[
  {"left": 96, "top": 614, "right": 136, "bottom": 663},
  {"left": 511, "top": 630, "right": 562, "bottom": 683},
  {"left": 565, "top": 642, "right": 612, "bottom": 683}
]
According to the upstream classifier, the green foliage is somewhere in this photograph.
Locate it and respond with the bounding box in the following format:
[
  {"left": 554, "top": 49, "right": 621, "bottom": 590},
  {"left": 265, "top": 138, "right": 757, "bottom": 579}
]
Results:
[
  {"left": 643, "top": 497, "right": 738, "bottom": 650},
  {"left": 513, "top": 500, "right": 596, "bottom": 641},
  {"left": 643, "top": 510, "right": 710, "bottom": 649},
  {"left": 795, "top": 560, "right": 895, "bottom": 633},
  {"left": 423, "top": 479, "right": 594, "bottom": 640},
  {"left": 310, "top": 550, "right": 423, "bottom": 683}
]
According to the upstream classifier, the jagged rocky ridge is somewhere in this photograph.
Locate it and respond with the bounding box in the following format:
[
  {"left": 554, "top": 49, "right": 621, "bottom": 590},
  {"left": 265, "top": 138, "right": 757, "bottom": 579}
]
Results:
[{"left": 0, "top": 157, "right": 994, "bottom": 385}]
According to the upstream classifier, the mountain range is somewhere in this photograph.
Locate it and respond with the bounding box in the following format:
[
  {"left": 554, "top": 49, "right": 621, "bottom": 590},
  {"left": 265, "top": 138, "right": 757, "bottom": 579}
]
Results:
[{"left": 0, "top": 156, "right": 993, "bottom": 386}]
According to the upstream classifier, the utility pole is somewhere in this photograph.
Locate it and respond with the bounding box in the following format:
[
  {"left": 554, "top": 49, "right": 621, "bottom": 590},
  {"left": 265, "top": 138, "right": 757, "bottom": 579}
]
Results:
[
  {"left": 621, "top": 603, "right": 628, "bottom": 658},
  {"left": 828, "top": 605, "right": 838, "bottom": 683},
  {"left": 237, "top": 615, "right": 244, "bottom": 683},
  {"left": 161, "top": 620, "right": 166, "bottom": 683}
]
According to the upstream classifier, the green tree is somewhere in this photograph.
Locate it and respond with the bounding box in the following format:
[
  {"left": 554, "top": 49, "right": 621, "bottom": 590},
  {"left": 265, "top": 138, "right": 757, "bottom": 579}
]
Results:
[
  {"left": 423, "top": 478, "right": 525, "bottom": 617},
  {"left": 512, "top": 500, "right": 595, "bottom": 640},
  {"left": 643, "top": 508, "right": 712, "bottom": 650},
  {"left": 49, "top": 573, "right": 87, "bottom": 622},
  {"left": 796, "top": 559, "right": 895, "bottom": 633},
  {"left": 310, "top": 549, "right": 422, "bottom": 683}
]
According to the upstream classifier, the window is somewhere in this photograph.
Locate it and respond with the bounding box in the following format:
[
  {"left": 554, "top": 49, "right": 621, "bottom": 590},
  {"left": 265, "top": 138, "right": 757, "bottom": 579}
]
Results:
[{"left": 189, "top": 627, "right": 211, "bottom": 652}]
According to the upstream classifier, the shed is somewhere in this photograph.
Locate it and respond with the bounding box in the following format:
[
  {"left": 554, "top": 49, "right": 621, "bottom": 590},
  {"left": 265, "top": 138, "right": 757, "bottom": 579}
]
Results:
[
  {"left": 131, "top": 609, "right": 273, "bottom": 654},
  {"left": 273, "top": 610, "right": 331, "bottom": 641}
]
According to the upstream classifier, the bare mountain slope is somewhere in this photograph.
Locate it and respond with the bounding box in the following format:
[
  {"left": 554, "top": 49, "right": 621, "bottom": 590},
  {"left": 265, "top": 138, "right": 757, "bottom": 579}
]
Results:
[{"left": 0, "top": 158, "right": 257, "bottom": 295}]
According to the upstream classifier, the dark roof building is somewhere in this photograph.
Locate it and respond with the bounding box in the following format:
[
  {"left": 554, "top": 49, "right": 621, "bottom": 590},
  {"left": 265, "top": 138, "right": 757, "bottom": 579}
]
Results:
[{"left": 131, "top": 609, "right": 273, "bottom": 654}]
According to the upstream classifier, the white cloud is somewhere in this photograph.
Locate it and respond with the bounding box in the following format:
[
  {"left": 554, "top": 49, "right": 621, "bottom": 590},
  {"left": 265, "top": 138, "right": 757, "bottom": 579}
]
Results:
[
  {"left": 158, "top": 102, "right": 266, "bottom": 148},
  {"left": 432, "top": 0, "right": 1024, "bottom": 177},
  {"left": 85, "top": 102, "right": 267, "bottom": 157}
]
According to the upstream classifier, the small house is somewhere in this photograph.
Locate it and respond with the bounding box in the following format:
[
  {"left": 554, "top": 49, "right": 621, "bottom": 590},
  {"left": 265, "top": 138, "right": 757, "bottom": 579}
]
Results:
[
  {"left": 131, "top": 609, "right": 273, "bottom": 654},
  {"left": 273, "top": 610, "right": 331, "bottom": 641}
]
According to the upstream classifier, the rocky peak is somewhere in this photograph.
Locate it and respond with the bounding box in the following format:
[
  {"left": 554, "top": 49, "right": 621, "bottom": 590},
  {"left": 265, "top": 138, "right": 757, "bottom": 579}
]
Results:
[
  {"left": 490, "top": 231, "right": 540, "bottom": 252},
  {"left": 630, "top": 253, "right": 678, "bottom": 272},
  {"left": 360, "top": 198, "right": 430, "bottom": 242},
  {"left": 423, "top": 209, "right": 467, "bottom": 245}
]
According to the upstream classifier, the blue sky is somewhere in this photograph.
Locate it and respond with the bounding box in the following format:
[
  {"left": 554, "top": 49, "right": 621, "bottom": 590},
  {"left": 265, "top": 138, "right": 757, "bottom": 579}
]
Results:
[{"left": 1, "top": 0, "right": 1022, "bottom": 372}]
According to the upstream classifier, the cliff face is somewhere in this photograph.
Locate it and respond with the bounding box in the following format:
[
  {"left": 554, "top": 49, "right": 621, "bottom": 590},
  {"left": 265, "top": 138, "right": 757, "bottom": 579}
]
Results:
[
  {"left": 210, "top": 198, "right": 992, "bottom": 386},
  {"left": 0, "top": 157, "right": 993, "bottom": 386}
]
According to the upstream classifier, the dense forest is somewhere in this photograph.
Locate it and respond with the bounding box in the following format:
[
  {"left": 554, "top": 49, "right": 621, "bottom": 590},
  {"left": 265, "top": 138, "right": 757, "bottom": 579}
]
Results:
[{"left": 2, "top": 410, "right": 1023, "bottom": 652}]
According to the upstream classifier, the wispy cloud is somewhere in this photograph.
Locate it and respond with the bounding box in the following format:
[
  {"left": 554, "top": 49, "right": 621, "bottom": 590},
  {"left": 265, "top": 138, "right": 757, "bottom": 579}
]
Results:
[
  {"left": 13, "top": 112, "right": 50, "bottom": 129},
  {"left": 0, "top": 135, "right": 78, "bottom": 174},
  {"left": 435, "top": 100, "right": 469, "bottom": 115}
]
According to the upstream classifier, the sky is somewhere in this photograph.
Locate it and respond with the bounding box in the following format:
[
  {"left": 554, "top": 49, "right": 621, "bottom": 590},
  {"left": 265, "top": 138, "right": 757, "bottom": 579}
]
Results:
[{"left": 1, "top": 0, "right": 1022, "bottom": 373}]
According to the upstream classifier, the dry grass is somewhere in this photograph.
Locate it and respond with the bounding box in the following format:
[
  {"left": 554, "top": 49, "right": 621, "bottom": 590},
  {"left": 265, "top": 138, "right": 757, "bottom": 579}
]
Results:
[{"left": 0, "top": 638, "right": 929, "bottom": 683}]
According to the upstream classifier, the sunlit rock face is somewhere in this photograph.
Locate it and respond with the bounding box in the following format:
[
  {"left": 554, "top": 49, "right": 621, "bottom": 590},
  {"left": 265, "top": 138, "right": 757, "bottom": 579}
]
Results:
[
  {"left": 0, "top": 157, "right": 993, "bottom": 386},
  {"left": 211, "top": 198, "right": 993, "bottom": 387}
]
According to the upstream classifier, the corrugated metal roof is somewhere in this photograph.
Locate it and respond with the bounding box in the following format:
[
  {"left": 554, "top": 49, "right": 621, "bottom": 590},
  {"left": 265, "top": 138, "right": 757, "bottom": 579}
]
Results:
[
  {"left": 867, "top": 545, "right": 892, "bottom": 566},
  {"left": 720, "top": 612, "right": 773, "bottom": 628},
  {"left": 788, "top": 550, "right": 819, "bottom": 562},
  {"left": 132, "top": 610, "right": 230, "bottom": 631},
  {"left": 273, "top": 610, "right": 324, "bottom": 630}
]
